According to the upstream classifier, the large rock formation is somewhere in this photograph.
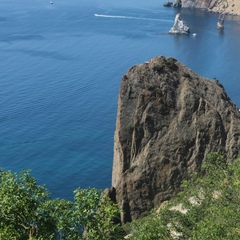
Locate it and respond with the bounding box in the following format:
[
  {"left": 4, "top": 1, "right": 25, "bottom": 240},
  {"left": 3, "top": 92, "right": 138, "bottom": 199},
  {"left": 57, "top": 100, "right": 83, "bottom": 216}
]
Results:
[
  {"left": 173, "top": 0, "right": 182, "bottom": 8},
  {"left": 181, "top": 0, "right": 214, "bottom": 9},
  {"left": 169, "top": 13, "right": 190, "bottom": 34},
  {"left": 217, "top": 13, "right": 225, "bottom": 29},
  {"left": 112, "top": 56, "right": 240, "bottom": 223},
  {"left": 181, "top": 0, "right": 240, "bottom": 15},
  {"left": 164, "top": 0, "right": 182, "bottom": 8}
]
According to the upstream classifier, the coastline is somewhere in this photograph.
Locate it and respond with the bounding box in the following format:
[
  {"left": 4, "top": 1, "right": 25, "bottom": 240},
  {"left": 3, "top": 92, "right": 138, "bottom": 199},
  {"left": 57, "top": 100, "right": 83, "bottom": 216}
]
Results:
[
  {"left": 204, "top": 0, "right": 240, "bottom": 16},
  {"left": 172, "top": 0, "right": 240, "bottom": 16},
  {"left": 207, "top": 3, "right": 240, "bottom": 16}
]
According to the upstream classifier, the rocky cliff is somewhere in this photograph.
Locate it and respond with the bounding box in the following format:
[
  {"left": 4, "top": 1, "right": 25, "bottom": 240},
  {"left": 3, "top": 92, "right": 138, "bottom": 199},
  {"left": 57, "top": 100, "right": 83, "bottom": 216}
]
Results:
[
  {"left": 181, "top": 0, "right": 217, "bottom": 9},
  {"left": 112, "top": 56, "right": 240, "bottom": 223},
  {"left": 181, "top": 0, "right": 240, "bottom": 15}
]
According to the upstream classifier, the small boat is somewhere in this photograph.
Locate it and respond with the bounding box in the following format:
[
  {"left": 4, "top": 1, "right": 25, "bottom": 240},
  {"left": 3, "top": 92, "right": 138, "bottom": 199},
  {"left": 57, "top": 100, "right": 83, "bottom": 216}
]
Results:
[
  {"left": 50, "top": 1, "right": 53, "bottom": 4},
  {"left": 192, "top": 33, "right": 197, "bottom": 37}
]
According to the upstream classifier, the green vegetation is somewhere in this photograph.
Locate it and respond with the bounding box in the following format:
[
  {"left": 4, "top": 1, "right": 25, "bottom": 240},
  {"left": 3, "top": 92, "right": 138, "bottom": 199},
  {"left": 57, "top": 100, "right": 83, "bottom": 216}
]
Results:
[
  {"left": 1, "top": 153, "right": 240, "bottom": 239},
  {"left": 127, "top": 153, "right": 240, "bottom": 239},
  {"left": 0, "top": 170, "right": 122, "bottom": 239},
  {"left": 152, "top": 58, "right": 178, "bottom": 74},
  {"left": 165, "top": 58, "right": 178, "bottom": 71},
  {"left": 152, "top": 64, "right": 164, "bottom": 74}
]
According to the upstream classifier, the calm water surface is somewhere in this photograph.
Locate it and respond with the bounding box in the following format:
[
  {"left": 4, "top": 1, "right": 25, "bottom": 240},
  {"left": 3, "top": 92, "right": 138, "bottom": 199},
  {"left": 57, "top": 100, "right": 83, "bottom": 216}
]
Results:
[{"left": 1, "top": 0, "right": 240, "bottom": 199}]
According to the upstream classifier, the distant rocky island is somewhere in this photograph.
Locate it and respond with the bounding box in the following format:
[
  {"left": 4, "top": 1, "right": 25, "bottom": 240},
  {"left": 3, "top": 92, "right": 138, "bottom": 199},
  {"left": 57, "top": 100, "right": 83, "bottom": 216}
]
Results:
[
  {"left": 164, "top": 0, "right": 240, "bottom": 15},
  {"left": 169, "top": 13, "right": 190, "bottom": 34},
  {"left": 110, "top": 56, "right": 240, "bottom": 223}
]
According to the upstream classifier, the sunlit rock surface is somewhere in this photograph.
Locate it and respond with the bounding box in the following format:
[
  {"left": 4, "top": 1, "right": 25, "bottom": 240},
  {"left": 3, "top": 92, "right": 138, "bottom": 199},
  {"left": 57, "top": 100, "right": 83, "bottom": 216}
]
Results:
[{"left": 112, "top": 56, "right": 240, "bottom": 223}]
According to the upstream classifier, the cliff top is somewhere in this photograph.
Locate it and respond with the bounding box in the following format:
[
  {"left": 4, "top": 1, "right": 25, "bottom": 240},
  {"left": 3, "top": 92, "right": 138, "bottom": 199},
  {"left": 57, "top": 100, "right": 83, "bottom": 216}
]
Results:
[{"left": 210, "top": 0, "right": 240, "bottom": 15}]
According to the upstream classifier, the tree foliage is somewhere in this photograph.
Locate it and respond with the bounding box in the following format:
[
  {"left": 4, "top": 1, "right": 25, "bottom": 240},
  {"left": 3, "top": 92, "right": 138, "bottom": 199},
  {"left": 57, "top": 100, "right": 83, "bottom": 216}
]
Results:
[
  {"left": 1, "top": 153, "right": 239, "bottom": 239},
  {"left": 128, "top": 153, "right": 240, "bottom": 239},
  {"left": 0, "top": 169, "right": 123, "bottom": 239},
  {"left": 0, "top": 169, "right": 53, "bottom": 239}
]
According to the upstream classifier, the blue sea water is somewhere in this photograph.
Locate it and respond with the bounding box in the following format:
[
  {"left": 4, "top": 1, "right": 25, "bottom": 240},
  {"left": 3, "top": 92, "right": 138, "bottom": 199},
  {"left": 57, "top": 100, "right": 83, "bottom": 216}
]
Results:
[{"left": 1, "top": 0, "right": 240, "bottom": 199}]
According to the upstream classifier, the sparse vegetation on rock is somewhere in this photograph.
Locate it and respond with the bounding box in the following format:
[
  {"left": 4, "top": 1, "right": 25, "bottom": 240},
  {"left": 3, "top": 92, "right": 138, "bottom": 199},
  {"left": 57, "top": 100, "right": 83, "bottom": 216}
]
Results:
[{"left": 127, "top": 153, "right": 240, "bottom": 239}]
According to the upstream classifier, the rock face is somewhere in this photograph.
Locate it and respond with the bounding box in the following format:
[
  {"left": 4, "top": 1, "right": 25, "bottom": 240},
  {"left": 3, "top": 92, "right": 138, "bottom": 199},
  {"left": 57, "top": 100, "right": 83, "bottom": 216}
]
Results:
[
  {"left": 217, "top": 13, "right": 225, "bottom": 29},
  {"left": 181, "top": 0, "right": 240, "bottom": 15},
  {"left": 112, "top": 56, "right": 240, "bottom": 223},
  {"left": 164, "top": 1, "right": 173, "bottom": 7},
  {"left": 173, "top": 0, "right": 182, "bottom": 7},
  {"left": 169, "top": 13, "right": 190, "bottom": 34},
  {"left": 164, "top": 0, "right": 182, "bottom": 7},
  {"left": 164, "top": 1, "right": 240, "bottom": 15},
  {"left": 181, "top": 0, "right": 213, "bottom": 8}
]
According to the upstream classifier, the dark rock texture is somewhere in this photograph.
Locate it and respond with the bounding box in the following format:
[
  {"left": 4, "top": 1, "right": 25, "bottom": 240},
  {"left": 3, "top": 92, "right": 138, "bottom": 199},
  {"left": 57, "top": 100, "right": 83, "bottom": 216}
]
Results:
[
  {"left": 112, "top": 56, "right": 240, "bottom": 223},
  {"left": 164, "top": 1, "right": 173, "bottom": 7},
  {"left": 163, "top": 0, "right": 181, "bottom": 8},
  {"left": 173, "top": 0, "right": 182, "bottom": 8}
]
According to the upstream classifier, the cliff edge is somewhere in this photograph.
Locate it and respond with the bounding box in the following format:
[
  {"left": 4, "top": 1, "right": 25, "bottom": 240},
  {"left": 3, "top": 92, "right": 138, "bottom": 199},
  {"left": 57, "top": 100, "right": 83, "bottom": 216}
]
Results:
[
  {"left": 112, "top": 56, "right": 240, "bottom": 223},
  {"left": 181, "top": 0, "right": 240, "bottom": 15}
]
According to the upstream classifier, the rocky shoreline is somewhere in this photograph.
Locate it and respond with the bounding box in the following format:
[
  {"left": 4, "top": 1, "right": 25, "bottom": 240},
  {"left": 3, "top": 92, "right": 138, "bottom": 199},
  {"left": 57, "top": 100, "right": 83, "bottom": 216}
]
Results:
[
  {"left": 164, "top": 0, "right": 240, "bottom": 16},
  {"left": 206, "top": 0, "right": 240, "bottom": 15}
]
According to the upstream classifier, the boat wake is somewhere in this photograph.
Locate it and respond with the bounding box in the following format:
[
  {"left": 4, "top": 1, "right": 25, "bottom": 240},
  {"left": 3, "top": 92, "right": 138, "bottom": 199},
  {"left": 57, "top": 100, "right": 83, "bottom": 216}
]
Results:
[{"left": 94, "top": 14, "right": 171, "bottom": 22}]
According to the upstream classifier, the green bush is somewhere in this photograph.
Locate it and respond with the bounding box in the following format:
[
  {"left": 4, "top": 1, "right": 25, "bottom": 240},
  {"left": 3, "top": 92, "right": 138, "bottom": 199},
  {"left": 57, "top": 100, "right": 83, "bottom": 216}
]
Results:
[
  {"left": 1, "top": 153, "right": 240, "bottom": 239},
  {"left": 127, "top": 153, "right": 240, "bottom": 240},
  {"left": 0, "top": 170, "right": 123, "bottom": 240}
]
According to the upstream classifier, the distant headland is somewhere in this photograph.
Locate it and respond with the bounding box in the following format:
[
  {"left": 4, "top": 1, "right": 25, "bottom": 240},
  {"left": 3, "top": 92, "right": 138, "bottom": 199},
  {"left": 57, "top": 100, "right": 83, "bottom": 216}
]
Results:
[{"left": 164, "top": 0, "right": 240, "bottom": 15}]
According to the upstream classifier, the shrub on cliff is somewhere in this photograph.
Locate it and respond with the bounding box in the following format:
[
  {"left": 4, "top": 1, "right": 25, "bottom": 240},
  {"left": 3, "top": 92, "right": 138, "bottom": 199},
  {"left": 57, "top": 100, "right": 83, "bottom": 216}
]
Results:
[
  {"left": 2, "top": 152, "right": 239, "bottom": 239},
  {"left": 128, "top": 153, "right": 240, "bottom": 239}
]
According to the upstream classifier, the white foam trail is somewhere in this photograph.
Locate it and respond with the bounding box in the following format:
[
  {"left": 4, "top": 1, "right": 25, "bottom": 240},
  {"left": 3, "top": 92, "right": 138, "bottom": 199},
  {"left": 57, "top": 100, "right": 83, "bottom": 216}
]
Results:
[{"left": 94, "top": 14, "right": 171, "bottom": 22}]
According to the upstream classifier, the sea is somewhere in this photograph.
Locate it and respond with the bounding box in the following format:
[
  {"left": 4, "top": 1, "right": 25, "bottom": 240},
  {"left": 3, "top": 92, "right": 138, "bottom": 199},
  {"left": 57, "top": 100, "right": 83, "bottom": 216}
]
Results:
[{"left": 1, "top": 0, "right": 240, "bottom": 199}]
